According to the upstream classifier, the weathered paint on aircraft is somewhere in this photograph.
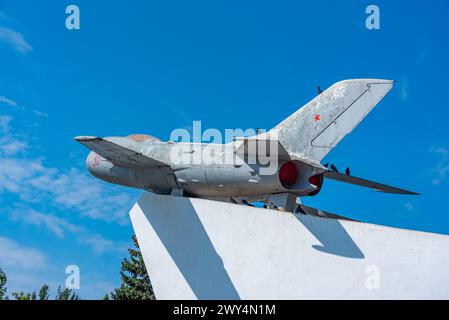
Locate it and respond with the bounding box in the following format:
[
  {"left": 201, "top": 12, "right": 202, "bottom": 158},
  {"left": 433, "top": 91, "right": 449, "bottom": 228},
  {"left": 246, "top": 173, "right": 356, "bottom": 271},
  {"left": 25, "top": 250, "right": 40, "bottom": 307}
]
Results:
[{"left": 75, "top": 79, "right": 418, "bottom": 215}]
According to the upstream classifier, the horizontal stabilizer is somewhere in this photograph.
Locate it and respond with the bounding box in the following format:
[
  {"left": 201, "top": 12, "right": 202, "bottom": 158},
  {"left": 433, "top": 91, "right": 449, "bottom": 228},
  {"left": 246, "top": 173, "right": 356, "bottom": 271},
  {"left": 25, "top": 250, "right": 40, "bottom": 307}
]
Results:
[
  {"left": 74, "top": 136, "right": 168, "bottom": 168},
  {"left": 296, "top": 204, "right": 356, "bottom": 221},
  {"left": 324, "top": 171, "right": 419, "bottom": 195}
]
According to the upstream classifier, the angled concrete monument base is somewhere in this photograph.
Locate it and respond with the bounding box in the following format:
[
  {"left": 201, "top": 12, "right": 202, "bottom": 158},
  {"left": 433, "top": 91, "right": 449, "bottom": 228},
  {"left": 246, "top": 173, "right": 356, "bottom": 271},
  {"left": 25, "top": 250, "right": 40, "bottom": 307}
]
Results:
[{"left": 129, "top": 193, "right": 449, "bottom": 299}]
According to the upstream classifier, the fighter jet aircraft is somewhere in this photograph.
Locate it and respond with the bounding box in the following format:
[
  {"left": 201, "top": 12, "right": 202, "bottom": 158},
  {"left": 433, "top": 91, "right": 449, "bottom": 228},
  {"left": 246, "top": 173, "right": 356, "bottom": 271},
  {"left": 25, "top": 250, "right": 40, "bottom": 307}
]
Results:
[{"left": 75, "top": 79, "right": 418, "bottom": 218}]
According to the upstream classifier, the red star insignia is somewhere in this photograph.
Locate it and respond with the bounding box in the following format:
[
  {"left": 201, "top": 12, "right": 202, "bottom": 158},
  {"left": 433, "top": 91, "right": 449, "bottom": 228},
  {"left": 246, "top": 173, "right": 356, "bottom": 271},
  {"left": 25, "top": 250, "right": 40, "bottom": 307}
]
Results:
[{"left": 314, "top": 114, "right": 321, "bottom": 122}]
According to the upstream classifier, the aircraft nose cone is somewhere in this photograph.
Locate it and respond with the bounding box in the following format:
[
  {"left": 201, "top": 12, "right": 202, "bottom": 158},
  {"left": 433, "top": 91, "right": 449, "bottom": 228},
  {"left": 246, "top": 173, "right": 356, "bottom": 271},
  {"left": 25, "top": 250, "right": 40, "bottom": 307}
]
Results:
[{"left": 86, "top": 151, "right": 102, "bottom": 175}]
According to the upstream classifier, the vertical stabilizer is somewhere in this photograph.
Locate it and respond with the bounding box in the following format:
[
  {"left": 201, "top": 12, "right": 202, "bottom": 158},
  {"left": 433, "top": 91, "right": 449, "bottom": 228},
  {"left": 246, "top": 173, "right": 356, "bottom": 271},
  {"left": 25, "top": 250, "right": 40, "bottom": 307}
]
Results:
[{"left": 269, "top": 79, "right": 394, "bottom": 161}]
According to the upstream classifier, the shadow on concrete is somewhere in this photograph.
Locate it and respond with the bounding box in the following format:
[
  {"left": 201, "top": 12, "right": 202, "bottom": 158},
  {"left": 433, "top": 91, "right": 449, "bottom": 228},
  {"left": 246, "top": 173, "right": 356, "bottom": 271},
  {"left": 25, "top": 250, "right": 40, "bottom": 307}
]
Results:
[
  {"left": 293, "top": 213, "right": 365, "bottom": 259},
  {"left": 138, "top": 197, "right": 241, "bottom": 299}
]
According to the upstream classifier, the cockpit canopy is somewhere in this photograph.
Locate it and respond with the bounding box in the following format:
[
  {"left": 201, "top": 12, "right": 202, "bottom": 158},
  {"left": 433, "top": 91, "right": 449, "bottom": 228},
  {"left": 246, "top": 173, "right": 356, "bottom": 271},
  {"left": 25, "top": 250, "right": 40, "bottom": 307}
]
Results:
[{"left": 127, "top": 134, "right": 161, "bottom": 143}]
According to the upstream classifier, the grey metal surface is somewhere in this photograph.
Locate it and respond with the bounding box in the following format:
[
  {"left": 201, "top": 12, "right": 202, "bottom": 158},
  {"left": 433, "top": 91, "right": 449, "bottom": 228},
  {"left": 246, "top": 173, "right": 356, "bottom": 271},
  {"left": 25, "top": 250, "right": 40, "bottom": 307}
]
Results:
[
  {"left": 324, "top": 170, "right": 419, "bottom": 195},
  {"left": 268, "top": 79, "right": 394, "bottom": 161}
]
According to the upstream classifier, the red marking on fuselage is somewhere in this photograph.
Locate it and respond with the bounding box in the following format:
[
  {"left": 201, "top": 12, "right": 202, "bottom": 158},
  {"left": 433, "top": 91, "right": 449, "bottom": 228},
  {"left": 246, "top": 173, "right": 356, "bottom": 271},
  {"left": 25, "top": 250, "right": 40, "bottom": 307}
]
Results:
[{"left": 93, "top": 154, "right": 100, "bottom": 166}]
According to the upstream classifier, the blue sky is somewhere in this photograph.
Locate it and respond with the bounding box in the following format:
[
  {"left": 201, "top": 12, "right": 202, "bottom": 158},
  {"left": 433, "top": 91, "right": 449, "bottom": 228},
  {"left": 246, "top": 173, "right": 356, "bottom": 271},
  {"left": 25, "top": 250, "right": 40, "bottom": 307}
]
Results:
[{"left": 0, "top": 0, "right": 448, "bottom": 299}]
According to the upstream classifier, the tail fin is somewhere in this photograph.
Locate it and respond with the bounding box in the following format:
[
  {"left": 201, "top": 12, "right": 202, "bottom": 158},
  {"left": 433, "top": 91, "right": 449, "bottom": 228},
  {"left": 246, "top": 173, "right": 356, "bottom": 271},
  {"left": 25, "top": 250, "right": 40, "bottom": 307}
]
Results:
[{"left": 269, "top": 79, "right": 394, "bottom": 161}]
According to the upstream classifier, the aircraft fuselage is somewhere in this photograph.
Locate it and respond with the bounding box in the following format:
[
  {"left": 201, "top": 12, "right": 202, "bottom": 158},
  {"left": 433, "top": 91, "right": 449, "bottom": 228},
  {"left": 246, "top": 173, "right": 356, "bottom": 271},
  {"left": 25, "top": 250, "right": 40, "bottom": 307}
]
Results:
[{"left": 86, "top": 141, "right": 321, "bottom": 200}]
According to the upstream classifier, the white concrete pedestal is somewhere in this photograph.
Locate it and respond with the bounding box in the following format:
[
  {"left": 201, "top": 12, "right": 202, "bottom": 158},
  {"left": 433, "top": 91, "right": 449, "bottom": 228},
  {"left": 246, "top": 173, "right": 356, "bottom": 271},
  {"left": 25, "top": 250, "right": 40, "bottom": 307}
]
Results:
[{"left": 130, "top": 193, "right": 449, "bottom": 299}]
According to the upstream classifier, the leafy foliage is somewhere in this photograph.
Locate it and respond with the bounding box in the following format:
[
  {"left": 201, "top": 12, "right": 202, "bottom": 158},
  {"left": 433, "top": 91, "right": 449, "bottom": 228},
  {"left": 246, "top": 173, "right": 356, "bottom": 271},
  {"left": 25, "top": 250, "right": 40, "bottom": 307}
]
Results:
[
  {"left": 0, "top": 268, "right": 7, "bottom": 300},
  {"left": 11, "top": 284, "right": 49, "bottom": 300},
  {"left": 12, "top": 291, "right": 37, "bottom": 300},
  {"left": 111, "top": 235, "right": 155, "bottom": 300},
  {"left": 39, "top": 284, "right": 50, "bottom": 300},
  {"left": 55, "top": 285, "right": 80, "bottom": 300},
  {"left": 12, "top": 284, "right": 49, "bottom": 300}
]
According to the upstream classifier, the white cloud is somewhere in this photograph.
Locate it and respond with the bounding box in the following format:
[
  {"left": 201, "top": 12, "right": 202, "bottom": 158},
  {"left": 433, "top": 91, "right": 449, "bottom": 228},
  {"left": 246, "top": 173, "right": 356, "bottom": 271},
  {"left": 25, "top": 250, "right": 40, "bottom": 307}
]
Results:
[
  {"left": 0, "top": 237, "right": 47, "bottom": 270},
  {"left": 78, "top": 234, "right": 128, "bottom": 255},
  {"left": 0, "top": 158, "right": 40, "bottom": 192},
  {"left": 0, "top": 115, "right": 12, "bottom": 132},
  {"left": 0, "top": 115, "right": 28, "bottom": 156},
  {"left": 0, "top": 113, "right": 136, "bottom": 253},
  {"left": 0, "top": 237, "right": 64, "bottom": 299},
  {"left": 430, "top": 146, "right": 449, "bottom": 185},
  {"left": 9, "top": 208, "right": 82, "bottom": 239},
  {"left": 0, "top": 116, "right": 136, "bottom": 223},
  {"left": 29, "top": 167, "right": 135, "bottom": 223},
  {"left": 0, "top": 26, "right": 32, "bottom": 53},
  {"left": 0, "top": 111, "right": 133, "bottom": 298},
  {"left": 0, "top": 96, "right": 17, "bottom": 107},
  {"left": 6, "top": 207, "right": 127, "bottom": 255},
  {"left": 0, "top": 158, "right": 136, "bottom": 223},
  {"left": 0, "top": 95, "right": 45, "bottom": 115},
  {"left": 32, "top": 110, "right": 48, "bottom": 118},
  {"left": 0, "top": 138, "right": 27, "bottom": 155}
]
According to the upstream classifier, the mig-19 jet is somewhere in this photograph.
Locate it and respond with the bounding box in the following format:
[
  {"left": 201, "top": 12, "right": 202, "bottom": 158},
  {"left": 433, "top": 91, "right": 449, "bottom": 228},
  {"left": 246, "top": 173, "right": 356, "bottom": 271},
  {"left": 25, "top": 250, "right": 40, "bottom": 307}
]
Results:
[{"left": 75, "top": 79, "right": 418, "bottom": 219}]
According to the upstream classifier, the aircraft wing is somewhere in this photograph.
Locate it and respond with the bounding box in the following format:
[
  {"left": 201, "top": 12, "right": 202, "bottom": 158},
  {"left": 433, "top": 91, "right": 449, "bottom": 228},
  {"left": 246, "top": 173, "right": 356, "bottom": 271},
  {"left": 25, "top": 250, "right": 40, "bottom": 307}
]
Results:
[
  {"left": 234, "top": 138, "right": 291, "bottom": 161},
  {"left": 74, "top": 136, "right": 169, "bottom": 168},
  {"left": 324, "top": 171, "right": 419, "bottom": 195}
]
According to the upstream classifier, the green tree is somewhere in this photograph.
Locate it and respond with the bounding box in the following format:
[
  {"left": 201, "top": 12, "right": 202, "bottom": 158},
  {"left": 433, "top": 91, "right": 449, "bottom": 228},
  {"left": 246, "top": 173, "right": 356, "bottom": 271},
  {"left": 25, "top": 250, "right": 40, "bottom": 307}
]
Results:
[
  {"left": 0, "top": 268, "right": 7, "bottom": 300},
  {"left": 12, "top": 291, "right": 37, "bottom": 300},
  {"left": 111, "top": 235, "right": 155, "bottom": 300},
  {"left": 0, "top": 268, "right": 79, "bottom": 300},
  {"left": 11, "top": 284, "right": 50, "bottom": 300},
  {"left": 39, "top": 284, "right": 50, "bottom": 300},
  {"left": 55, "top": 286, "right": 80, "bottom": 300}
]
